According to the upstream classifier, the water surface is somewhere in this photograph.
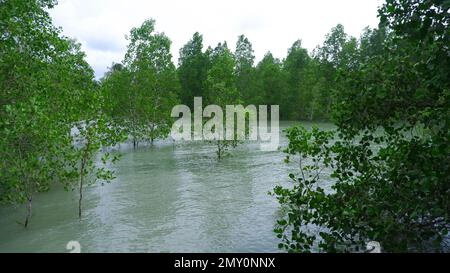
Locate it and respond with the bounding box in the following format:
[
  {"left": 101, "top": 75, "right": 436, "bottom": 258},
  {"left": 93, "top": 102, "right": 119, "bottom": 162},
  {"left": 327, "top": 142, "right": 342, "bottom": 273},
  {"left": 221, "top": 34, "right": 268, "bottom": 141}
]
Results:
[{"left": 0, "top": 121, "right": 335, "bottom": 253}]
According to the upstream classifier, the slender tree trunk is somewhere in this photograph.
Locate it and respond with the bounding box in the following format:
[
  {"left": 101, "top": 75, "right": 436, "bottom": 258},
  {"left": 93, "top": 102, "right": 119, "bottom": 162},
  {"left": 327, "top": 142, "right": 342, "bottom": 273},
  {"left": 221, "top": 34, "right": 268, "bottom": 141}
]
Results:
[
  {"left": 24, "top": 195, "right": 32, "bottom": 228},
  {"left": 79, "top": 140, "right": 90, "bottom": 219},
  {"left": 217, "top": 140, "right": 222, "bottom": 161},
  {"left": 78, "top": 175, "right": 83, "bottom": 219},
  {"left": 150, "top": 122, "right": 155, "bottom": 146},
  {"left": 19, "top": 144, "right": 32, "bottom": 228},
  {"left": 79, "top": 160, "right": 85, "bottom": 219},
  {"left": 133, "top": 135, "right": 138, "bottom": 149},
  {"left": 132, "top": 119, "right": 138, "bottom": 149},
  {"left": 150, "top": 125, "right": 154, "bottom": 146},
  {"left": 151, "top": 98, "right": 158, "bottom": 147}
]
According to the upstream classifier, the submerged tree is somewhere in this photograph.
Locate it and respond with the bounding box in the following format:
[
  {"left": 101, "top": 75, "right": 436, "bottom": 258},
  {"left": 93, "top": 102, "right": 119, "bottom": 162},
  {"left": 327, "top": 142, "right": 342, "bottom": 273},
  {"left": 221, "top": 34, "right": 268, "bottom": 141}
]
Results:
[
  {"left": 0, "top": 0, "right": 123, "bottom": 226},
  {"left": 204, "top": 42, "right": 242, "bottom": 160},
  {"left": 104, "top": 19, "right": 180, "bottom": 148},
  {"left": 69, "top": 114, "right": 125, "bottom": 219}
]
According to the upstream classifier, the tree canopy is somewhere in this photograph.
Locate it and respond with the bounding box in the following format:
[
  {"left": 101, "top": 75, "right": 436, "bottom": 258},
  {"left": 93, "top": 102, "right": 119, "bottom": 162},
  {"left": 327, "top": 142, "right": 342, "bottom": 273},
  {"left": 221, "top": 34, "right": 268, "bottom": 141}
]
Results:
[{"left": 273, "top": 0, "right": 450, "bottom": 252}]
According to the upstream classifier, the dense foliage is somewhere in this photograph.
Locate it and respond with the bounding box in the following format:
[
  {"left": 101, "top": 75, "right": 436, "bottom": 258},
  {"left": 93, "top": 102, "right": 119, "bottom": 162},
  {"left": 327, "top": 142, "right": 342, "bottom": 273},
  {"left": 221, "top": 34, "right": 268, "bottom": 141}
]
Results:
[
  {"left": 102, "top": 19, "right": 179, "bottom": 148},
  {"left": 1, "top": 0, "right": 123, "bottom": 225},
  {"left": 273, "top": 0, "right": 450, "bottom": 252}
]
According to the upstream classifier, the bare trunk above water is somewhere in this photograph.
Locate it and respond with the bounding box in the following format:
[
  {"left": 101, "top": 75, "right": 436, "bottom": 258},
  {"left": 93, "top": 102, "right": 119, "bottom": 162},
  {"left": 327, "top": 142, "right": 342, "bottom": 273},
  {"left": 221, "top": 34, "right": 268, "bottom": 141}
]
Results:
[
  {"left": 78, "top": 173, "right": 83, "bottom": 219},
  {"left": 24, "top": 196, "right": 32, "bottom": 228}
]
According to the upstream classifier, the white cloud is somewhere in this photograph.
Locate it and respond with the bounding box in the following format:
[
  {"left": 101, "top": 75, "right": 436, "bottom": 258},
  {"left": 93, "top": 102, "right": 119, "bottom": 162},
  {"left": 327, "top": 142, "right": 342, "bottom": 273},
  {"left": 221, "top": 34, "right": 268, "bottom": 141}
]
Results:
[{"left": 49, "top": 0, "right": 384, "bottom": 78}]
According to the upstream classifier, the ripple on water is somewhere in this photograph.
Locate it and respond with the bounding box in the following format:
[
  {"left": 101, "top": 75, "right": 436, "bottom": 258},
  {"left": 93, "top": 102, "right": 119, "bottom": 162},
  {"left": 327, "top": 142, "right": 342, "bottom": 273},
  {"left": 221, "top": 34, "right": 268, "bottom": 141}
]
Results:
[{"left": 0, "top": 121, "right": 335, "bottom": 252}]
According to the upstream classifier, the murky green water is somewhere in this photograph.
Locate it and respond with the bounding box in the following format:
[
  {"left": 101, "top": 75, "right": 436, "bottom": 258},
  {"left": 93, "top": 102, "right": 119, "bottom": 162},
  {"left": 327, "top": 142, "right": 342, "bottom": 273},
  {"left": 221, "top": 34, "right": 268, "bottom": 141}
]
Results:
[{"left": 0, "top": 122, "right": 335, "bottom": 253}]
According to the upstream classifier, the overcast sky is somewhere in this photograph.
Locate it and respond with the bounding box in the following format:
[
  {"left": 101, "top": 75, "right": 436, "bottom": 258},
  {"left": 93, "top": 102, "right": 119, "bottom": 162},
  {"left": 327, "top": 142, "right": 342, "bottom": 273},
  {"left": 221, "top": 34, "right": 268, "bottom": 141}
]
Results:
[{"left": 49, "top": 0, "right": 384, "bottom": 79}]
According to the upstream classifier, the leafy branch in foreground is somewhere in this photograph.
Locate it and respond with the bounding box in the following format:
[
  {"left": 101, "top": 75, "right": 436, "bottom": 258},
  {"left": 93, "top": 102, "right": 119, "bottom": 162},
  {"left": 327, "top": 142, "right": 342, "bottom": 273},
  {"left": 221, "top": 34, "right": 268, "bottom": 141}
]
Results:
[
  {"left": 273, "top": 0, "right": 450, "bottom": 252},
  {"left": 66, "top": 113, "right": 126, "bottom": 219},
  {"left": 274, "top": 122, "right": 449, "bottom": 253}
]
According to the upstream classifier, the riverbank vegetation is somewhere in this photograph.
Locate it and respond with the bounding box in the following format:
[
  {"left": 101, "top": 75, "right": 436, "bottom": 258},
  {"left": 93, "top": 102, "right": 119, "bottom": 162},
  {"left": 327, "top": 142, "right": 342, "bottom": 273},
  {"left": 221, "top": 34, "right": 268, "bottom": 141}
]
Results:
[
  {"left": 273, "top": 0, "right": 449, "bottom": 252},
  {"left": 1, "top": 0, "right": 125, "bottom": 226},
  {"left": 1, "top": 0, "right": 448, "bottom": 253}
]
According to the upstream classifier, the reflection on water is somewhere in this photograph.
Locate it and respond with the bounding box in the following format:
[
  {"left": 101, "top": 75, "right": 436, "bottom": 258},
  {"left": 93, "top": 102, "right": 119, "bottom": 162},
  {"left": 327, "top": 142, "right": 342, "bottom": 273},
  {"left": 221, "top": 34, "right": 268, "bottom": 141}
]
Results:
[{"left": 0, "top": 122, "right": 335, "bottom": 253}]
